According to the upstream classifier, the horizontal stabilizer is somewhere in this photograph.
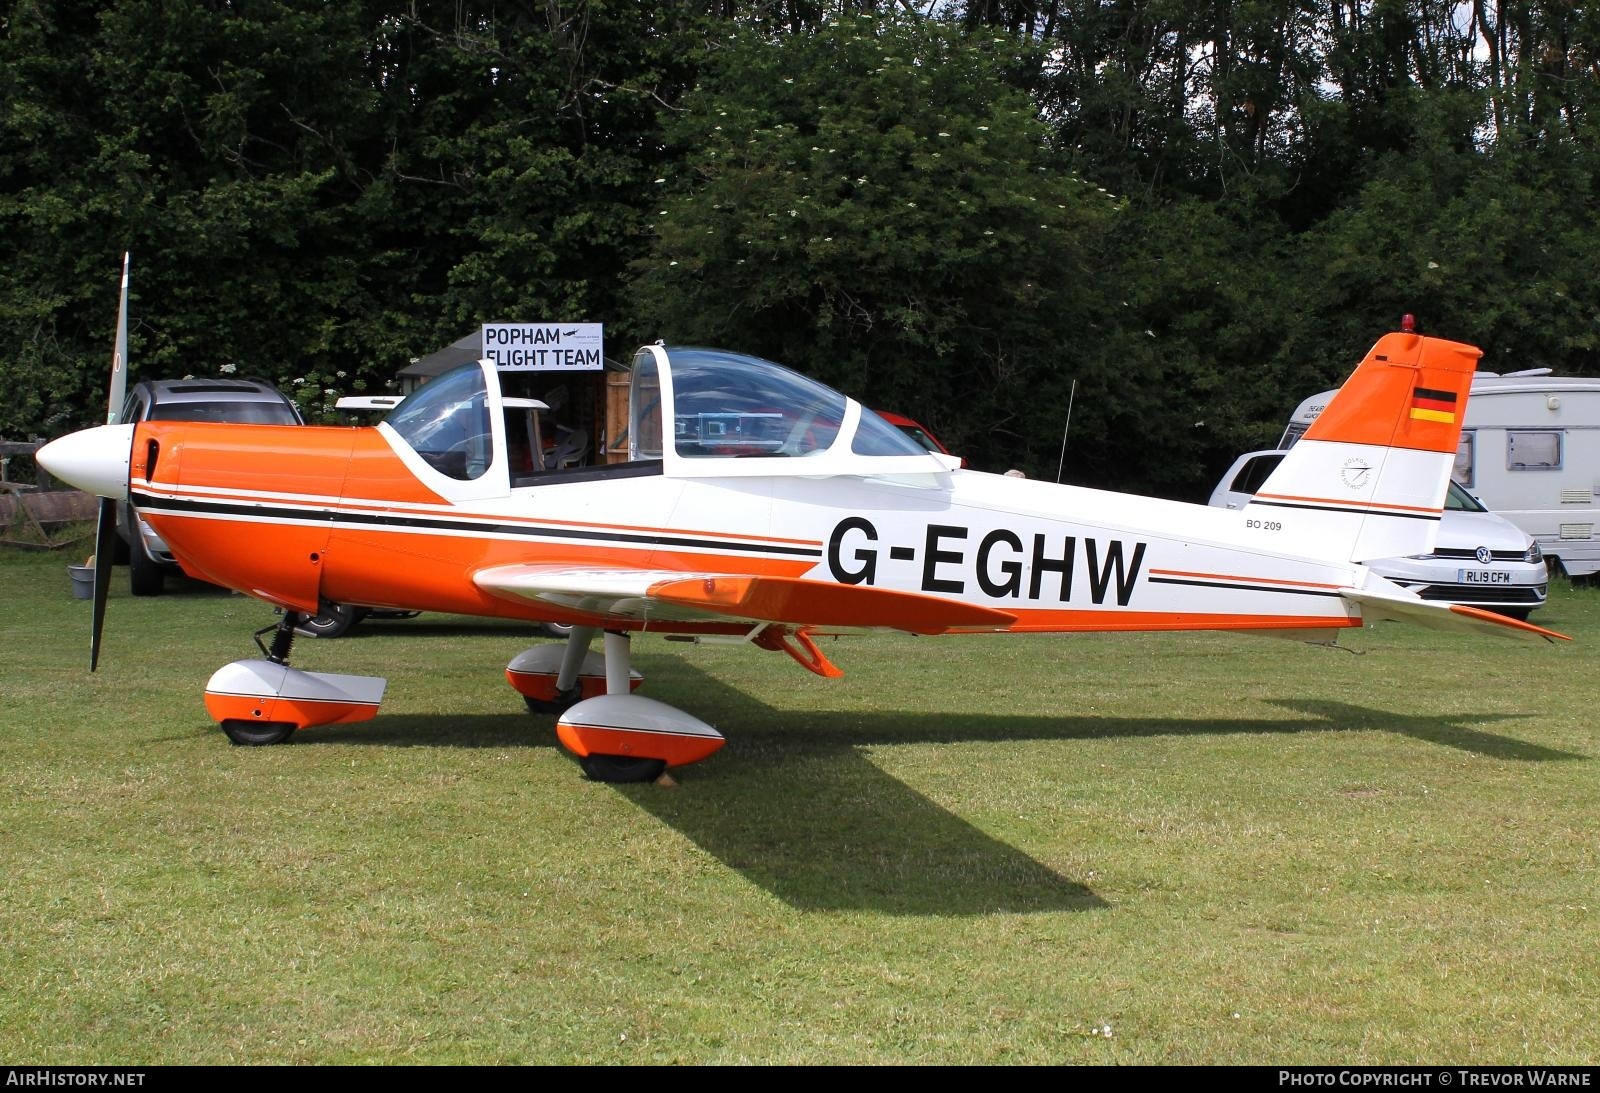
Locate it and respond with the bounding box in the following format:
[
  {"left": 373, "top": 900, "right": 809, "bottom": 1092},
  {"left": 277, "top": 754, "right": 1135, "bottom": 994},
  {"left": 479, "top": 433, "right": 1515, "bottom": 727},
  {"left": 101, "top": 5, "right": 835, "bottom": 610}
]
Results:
[{"left": 1341, "top": 586, "right": 1570, "bottom": 643}]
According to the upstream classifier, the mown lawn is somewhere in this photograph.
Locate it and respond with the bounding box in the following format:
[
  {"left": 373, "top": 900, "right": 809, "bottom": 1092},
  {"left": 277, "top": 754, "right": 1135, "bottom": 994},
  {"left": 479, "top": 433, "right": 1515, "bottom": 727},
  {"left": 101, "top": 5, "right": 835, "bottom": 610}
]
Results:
[{"left": 1, "top": 547, "right": 1595, "bottom": 1064}]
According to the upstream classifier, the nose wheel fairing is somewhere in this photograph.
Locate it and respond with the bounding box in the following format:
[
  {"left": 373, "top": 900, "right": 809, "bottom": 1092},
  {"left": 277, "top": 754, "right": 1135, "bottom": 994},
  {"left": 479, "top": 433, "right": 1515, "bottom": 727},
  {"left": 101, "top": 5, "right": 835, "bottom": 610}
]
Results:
[{"left": 203, "top": 659, "right": 387, "bottom": 741}]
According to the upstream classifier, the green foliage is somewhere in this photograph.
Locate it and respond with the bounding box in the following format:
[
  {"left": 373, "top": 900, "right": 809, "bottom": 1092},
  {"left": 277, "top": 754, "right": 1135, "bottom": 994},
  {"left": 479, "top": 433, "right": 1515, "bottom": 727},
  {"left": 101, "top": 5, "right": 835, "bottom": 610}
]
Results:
[
  {"left": 0, "top": 0, "right": 704, "bottom": 438},
  {"left": 3, "top": 1, "right": 1598, "bottom": 496},
  {"left": 630, "top": 14, "right": 1119, "bottom": 474},
  {"left": 1293, "top": 119, "right": 1600, "bottom": 381}
]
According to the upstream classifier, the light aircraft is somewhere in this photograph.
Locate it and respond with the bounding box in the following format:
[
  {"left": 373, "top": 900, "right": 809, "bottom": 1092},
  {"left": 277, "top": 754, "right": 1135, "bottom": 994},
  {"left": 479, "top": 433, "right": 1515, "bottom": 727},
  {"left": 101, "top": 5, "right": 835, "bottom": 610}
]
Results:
[{"left": 40, "top": 328, "right": 1568, "bottom": 782}]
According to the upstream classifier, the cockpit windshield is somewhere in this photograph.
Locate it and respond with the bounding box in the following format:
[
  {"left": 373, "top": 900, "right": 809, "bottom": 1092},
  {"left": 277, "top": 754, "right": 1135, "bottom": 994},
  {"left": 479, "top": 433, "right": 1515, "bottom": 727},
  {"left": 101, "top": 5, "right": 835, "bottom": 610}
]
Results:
[
  {"left": 384, "top": 362, "right": 493, "bottom": 480},
  {"left": 657, "top": 348, "right": 925, "bottom": 460}
]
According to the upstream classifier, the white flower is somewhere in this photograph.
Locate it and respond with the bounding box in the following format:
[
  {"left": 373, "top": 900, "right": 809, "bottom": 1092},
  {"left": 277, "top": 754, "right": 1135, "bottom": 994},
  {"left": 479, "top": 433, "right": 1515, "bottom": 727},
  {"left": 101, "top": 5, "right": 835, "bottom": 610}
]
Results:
[{"left": 219, "top": 362, "right": 237, "bottom": 374}]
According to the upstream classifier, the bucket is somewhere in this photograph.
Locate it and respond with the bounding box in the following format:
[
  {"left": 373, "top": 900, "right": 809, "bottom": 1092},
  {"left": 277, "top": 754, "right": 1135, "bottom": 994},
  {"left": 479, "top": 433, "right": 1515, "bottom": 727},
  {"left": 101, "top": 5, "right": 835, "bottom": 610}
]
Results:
[{"left": 67, "top": 564, "right": 95, "bottom": 600}]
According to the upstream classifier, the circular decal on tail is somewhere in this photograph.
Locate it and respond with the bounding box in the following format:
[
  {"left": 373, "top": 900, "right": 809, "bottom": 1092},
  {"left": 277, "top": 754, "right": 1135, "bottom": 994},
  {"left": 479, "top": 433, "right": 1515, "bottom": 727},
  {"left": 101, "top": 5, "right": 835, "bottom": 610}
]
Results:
[{"left": 1340, "top": 458, "right": 1373, "bottom": 490}]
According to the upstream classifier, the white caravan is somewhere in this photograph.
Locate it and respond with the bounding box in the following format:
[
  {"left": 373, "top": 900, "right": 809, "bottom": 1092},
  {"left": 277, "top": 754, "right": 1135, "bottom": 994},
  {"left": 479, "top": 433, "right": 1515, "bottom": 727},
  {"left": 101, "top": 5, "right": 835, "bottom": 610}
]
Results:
[{"left": 1284, "top": 371, "right": 1600, "bottom": 578}]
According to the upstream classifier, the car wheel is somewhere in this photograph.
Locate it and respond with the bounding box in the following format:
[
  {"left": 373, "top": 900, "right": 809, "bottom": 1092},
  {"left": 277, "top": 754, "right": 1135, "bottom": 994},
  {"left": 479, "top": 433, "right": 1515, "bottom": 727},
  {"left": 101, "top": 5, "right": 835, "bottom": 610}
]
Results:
[
  {"left": 128, "top": 536, "right": 164, "bottom": 597},
  {"left": 298, "top": 602, "right": 360, "bottom": 638}
]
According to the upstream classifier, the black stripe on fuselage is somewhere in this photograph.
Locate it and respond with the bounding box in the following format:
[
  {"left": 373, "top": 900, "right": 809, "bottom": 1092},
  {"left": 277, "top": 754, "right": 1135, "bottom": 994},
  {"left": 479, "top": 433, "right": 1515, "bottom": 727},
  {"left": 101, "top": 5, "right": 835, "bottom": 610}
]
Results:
[
  {"left": 1146, "top": 575, "right": 1345, "bottom": 599},
  {"left": 130, "top": 491, "right": 824, "bottom": 558},
  {"left": 1247, "top": 498, "right": 1441, "bottom": 522}
]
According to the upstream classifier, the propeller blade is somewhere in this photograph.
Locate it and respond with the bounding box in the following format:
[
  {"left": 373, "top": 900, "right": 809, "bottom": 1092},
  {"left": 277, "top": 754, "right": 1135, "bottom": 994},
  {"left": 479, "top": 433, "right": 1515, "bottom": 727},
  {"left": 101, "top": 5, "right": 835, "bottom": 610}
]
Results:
[{"left": 90, "top": 497, "right": 117, "bottom": 671}]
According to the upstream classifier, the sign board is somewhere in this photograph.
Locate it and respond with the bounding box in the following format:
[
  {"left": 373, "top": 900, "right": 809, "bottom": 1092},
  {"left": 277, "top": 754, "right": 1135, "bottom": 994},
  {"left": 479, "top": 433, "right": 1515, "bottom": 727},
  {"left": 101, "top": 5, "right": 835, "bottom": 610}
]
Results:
[{"left": 481, "top": 323, "right": 604, "bottom": 371}]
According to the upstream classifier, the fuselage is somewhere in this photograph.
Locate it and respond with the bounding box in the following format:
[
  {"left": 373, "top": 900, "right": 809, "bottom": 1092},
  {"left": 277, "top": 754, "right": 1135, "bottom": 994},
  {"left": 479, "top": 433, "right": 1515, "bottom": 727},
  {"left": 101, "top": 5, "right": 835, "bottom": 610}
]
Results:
[{"left": 129, "top": 416, "right": 1366, "bottom": 637}]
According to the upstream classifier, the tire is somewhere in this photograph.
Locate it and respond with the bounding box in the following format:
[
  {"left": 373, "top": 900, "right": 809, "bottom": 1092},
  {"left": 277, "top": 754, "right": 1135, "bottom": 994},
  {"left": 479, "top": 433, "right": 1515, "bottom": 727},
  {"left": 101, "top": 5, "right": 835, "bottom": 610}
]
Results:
[
  {"left": 539, "top": 622, "right": 573, "bottom": 639},
  {"left": 221, "top": 719, "right": 295, "bottom": 746},
  {"left": 578, "top": 754, "right": 667, "bottom": 783},
  {"left": 128, "top": 536, "right": 164, "bottom": 597},
  {"left": 524, "top": 688, "right": 582, "bottom": 716},
  {"left": 298, "top": 602, "right": 359, "bottom": 638}
]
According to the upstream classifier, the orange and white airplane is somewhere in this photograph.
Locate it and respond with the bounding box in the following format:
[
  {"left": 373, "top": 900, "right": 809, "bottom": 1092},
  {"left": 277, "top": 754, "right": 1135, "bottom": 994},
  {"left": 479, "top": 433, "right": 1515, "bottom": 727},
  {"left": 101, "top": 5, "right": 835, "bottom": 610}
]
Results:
[{"left": 40, "top": 330, "right": 1568, "bottom": 781}]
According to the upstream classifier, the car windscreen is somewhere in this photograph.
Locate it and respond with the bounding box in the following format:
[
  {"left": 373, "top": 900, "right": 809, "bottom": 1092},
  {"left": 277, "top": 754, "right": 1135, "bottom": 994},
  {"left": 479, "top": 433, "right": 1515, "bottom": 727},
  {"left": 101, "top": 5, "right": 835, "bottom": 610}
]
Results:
[
  {"left": 1444, "top": 480, "right": 1486, "bottom": 512},
  {"left": 150, "top": 401, "right": 300, "bottom": 425}
]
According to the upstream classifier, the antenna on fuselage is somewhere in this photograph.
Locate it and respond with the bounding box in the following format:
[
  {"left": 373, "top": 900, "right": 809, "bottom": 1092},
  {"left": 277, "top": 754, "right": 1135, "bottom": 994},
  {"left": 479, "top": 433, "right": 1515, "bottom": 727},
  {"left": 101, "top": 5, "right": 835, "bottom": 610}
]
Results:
[{"left": 1055, "top": 379, "right": 1077, "bottom": 484}]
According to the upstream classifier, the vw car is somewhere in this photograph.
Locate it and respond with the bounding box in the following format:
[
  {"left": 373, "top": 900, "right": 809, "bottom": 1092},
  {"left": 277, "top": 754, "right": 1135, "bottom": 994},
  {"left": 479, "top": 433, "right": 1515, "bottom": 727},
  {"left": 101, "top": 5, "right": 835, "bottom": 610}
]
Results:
[{"left": 1210, "top": 450, "right": 1546, "bottom": 618}]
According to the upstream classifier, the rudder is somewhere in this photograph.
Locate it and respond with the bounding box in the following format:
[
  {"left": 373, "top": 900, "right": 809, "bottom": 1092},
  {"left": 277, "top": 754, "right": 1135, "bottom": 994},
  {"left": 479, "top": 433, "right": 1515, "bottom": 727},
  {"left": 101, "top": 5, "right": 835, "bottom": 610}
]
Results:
[{"left": 1244, "top": 331, "right": 1480, "bottom": 563}]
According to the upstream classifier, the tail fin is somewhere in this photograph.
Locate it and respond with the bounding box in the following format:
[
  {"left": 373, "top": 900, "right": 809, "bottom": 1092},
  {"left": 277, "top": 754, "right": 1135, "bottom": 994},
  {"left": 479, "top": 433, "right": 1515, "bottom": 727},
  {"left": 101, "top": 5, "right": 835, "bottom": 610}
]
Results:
[{"left": 1245, "top": 331, "right": 1480, "bottom": 563}]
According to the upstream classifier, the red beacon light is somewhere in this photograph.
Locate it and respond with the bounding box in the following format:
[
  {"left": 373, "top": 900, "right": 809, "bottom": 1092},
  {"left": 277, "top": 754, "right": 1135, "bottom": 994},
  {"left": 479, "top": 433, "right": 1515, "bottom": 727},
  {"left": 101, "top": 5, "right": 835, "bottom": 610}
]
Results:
[{"left": 1400, "top": 313, "right": 1416, "bottom": 333}]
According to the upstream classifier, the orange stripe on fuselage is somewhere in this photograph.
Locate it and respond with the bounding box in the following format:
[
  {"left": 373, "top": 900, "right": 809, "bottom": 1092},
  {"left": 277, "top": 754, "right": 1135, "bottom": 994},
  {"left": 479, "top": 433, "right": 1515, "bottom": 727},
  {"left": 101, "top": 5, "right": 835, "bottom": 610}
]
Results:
[{"left": 1251, "top": 492, "right": 1443, "bottom": 515}]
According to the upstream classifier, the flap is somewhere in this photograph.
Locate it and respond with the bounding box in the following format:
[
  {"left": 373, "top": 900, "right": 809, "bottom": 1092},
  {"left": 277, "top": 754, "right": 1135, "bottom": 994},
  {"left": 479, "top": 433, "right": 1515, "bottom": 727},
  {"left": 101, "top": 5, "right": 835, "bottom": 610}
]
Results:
[{"left": 475, "top": 564, "right": 1016, "bottom": 634}]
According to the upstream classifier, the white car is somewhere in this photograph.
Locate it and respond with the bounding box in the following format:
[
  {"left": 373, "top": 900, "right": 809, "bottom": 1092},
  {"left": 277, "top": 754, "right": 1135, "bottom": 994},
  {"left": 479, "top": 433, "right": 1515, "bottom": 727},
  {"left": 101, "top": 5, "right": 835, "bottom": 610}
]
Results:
[{"left": 1210, "top": 450, "right": 1547, "bottom": 619}]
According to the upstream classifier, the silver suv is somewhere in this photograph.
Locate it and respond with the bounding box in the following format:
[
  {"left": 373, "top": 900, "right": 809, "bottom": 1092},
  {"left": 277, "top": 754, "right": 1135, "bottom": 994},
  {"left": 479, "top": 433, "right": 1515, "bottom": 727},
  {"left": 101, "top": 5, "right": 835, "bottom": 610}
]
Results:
[{"left": 116, "top": 377, "right": 303, "bottom": 595}]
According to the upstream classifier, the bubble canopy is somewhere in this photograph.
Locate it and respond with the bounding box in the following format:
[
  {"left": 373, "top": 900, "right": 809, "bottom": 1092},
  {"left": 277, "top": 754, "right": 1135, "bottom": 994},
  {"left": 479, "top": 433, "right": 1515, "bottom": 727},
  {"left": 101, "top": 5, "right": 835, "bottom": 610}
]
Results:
[
  {"left": 631, "top": 346, "right": 949, "bottom": 478},
  {"left": 380, "top": 347, "right": 951, "bottom": 489}
]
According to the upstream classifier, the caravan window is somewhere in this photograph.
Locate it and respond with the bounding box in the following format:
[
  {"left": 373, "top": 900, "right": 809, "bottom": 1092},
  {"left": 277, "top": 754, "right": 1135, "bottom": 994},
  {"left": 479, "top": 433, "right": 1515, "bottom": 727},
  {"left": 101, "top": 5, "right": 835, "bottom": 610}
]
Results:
[
  {"left": 1507, "top": 430, "right": 1561, "bottom": 471},
  {"left": 1454, "top": 432, "right": 1475, "bottom": 487}
]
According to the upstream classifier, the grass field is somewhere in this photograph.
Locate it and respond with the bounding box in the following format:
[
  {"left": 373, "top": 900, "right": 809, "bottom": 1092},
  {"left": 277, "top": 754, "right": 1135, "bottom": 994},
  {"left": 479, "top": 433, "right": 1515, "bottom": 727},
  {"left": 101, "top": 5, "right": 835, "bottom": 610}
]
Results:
[{"left": 2, "top": 546, "right": 1596, "bottom": 1064}]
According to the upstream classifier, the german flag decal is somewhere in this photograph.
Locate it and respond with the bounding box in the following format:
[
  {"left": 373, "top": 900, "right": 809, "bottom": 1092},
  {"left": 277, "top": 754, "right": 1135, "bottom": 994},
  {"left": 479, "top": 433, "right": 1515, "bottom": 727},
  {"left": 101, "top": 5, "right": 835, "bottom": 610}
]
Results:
[{"left": 1410, "top": 386, "right": 1458, "bottom": 424}]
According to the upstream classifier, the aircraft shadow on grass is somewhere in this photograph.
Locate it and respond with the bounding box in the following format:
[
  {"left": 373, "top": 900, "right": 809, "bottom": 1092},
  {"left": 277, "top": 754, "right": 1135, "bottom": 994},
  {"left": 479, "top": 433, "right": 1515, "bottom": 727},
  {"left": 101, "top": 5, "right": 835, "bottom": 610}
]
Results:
[{"left": 245, "top": 658, "right": 1577, "bottom": 916}]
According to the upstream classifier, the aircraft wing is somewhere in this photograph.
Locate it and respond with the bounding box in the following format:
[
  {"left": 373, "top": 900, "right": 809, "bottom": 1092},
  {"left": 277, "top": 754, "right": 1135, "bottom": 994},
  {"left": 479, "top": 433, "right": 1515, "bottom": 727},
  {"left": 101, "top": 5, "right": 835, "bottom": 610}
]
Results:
[
  {"left": 473, "top": 564, "right": 1017, "bottom": 634},
  {"left": 1340, "top": 585, "right": 1570, "bottom": 643}
]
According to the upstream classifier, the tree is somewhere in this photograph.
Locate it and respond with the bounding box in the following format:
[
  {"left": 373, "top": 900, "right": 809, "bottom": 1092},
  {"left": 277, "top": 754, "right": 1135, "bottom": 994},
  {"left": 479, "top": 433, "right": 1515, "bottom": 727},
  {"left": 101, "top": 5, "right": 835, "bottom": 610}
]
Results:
[{"left": 629, "top": 13, "right": 1118, "bottom": 475}]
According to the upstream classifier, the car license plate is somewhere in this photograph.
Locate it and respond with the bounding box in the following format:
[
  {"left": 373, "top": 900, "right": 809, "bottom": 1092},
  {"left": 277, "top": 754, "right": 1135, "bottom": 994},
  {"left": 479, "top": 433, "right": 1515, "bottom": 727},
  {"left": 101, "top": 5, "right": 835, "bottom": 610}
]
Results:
[{"left": 1458, "top": 569, "right": 1511, "bottom": 584}]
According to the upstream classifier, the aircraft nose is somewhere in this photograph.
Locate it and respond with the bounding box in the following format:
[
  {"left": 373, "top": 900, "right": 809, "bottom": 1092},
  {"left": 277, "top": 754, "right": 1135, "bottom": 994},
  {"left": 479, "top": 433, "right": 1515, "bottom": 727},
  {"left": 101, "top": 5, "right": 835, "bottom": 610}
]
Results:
[{"left": 36, "top": 423, "right": 135, "bottom": 501}]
